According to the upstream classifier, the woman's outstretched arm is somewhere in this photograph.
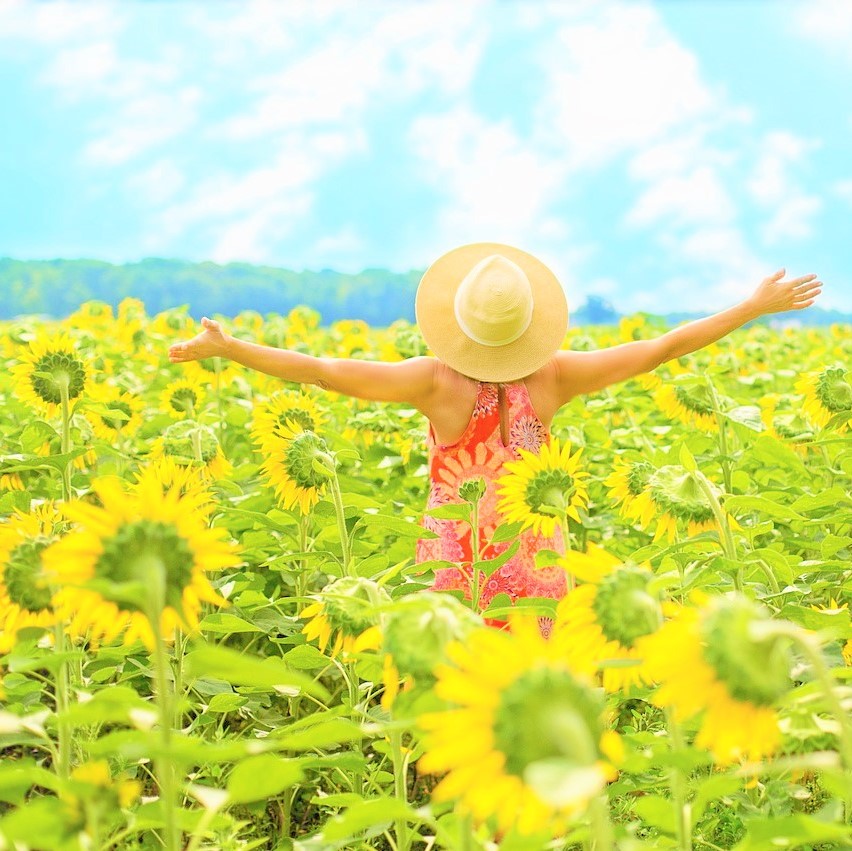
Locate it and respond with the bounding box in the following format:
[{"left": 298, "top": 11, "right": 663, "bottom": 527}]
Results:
[
  {"left": 553, "top": 269, "right": 822, "bottom": 401},
  {"left": 168, "top": 316, "right": 437, "bottom": 405}
]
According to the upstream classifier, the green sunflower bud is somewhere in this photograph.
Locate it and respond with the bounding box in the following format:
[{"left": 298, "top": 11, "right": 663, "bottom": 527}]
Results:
[
  {"left": 701, "top": 595, "right": 791, "bottom": 706},
  {"left": 458, "top": 476, "right": 487, "bottom": 505},
  {"left": 525, "top": 469, "right": 575, "bottom": 517},
  {"left": 383, "top": 592, "right": 480, "bottom": 683},
  {"left": 320, "top": 577, "right": 390, "bottom": 639}
]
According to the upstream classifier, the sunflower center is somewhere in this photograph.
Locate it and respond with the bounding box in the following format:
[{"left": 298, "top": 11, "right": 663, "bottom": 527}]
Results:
[
  {"left": 592, "top": 568, "right": 661, "bottom": 647},
  {"left": 95, "top": 520, "right": 195, "bottom": 614},
  {"left": 648, "top": 466, "right": 714, "bottom": 523},
  {"left": 279, "top": 410, "right": 316, "bottom": 433},
  {"left": 816, "top": 367, "right": 852, "bottom": 413},
  {"left": 626, "top": 461, "right": 653, "bottom": 497},
  {"left": 4, "top": 538, "right": 53, "bottom": 612},
  {"left": 321, "top": 577, "right": 389, "bottom": 638},
  {"left": 524, "top": 470, "right": 575, "bottom": 517},
  {"left": 100, "top": 401, "right": 133, "bottom": 431},
  {"left": 162, "top": 421, "right": 220, "bottom": 464},
  {"left": 493, "top": 667, "right": 602, "bottom": 777},
  {"left": 283, "top": 431, "right": 333, "bottom": 489},
  {"left": 169, "top": 387, "right": 198, "bottom": 414},
  {"left": 673, "top": 383, "right": 715, "bottom": 415},
  {"left": 30, "top": 352, "right": 87, "bottom": 404},
  {"left": 700, "top": 597, "right": 791, "bottom": 706}
]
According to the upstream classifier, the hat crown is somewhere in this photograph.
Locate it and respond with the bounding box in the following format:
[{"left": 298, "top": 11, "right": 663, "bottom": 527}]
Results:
[{"left": 453, "top": 254, "right": 534, "bottom": 348}]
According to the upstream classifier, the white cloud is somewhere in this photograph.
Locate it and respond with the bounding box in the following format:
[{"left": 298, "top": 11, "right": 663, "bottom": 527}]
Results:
[
  {"left": 0, "top": 0, "right": 121, "bottom": 45},
  {"left": 746, "top": 130, "right": 823, "bottom": 244},
  {"left": 626, "top": 166, "right": 736, "bottom": 228},
  {"left": 408, "top": 107, "right": 571, "bottom": 259},
  {"left": 535, "top": 3, "right": 722, "bottom": 169},
  {"left": 792, "top": 0, "right": 852, "bottom": 54},
  {"left": 834, "top": 179, "right": 852, "bottom": 204}
]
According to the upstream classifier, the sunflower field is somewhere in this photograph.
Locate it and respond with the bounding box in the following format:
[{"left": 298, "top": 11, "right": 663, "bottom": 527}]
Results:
[{"left": 1, "top": 297, "right": 851, "bottom": 851}]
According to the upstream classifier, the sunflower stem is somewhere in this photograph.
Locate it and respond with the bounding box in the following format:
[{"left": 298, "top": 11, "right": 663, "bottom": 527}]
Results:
[
  {"left": 59, "top": 375, "right": 72, "bottom": 503},
  {"left": 691, "top": 472, "right": 737, "bottom": 570},
  {"left": 51, "top": 619, "right": 71, "bottom": 781},
  {"left": 705, "top": 375, "right": 733, "bottom": 494},
  {"left": 328, "top": 469, "right": 354, "bottom": 578},
  {"left": 665, "top": 708, "right": 693, "bottom": 851},
  {"left": 470, "top": 499, "right": 482, "bottom": 612},
  {"left": 213, "top": 356, "right": 224, "bottom": 447},
  {"left": 390, "top": 728, "right": 411, "bottom": 851},
  {"left": 558, "top": 518, "right": 575, "bottom": 591},
  {"left": 296, "top": 514, "right": 310, "bottom": 616},
  {"left": 146, "top": 565, "right": 180, "bottom": 851},
  {"left": 588, "top": 794, "right": 614, "bottom": 851}
]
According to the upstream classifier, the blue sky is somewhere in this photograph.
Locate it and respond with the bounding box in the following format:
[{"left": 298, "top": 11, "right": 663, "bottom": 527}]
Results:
[{"left": 1, "top": 0, "right": 850, "bottom": 314}]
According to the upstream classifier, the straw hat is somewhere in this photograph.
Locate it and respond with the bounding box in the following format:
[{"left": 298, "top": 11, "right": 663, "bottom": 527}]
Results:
[{"left": 415, "top": 242, "right": 569, "bottom": 382}]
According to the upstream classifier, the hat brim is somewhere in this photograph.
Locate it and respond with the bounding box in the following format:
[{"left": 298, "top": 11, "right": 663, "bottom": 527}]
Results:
[{"left": 415, "top": 242, "right": 569, "bottom": 382}]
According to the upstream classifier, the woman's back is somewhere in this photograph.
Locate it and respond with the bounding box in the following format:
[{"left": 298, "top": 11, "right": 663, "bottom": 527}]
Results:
[{"left": 416, "top": 375, "right": 567, "bottom": 629}]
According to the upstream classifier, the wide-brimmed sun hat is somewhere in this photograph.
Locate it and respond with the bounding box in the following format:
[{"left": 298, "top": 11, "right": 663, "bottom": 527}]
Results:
[{"left": 415, "top": 242, "right": 569, "bottom": 382}]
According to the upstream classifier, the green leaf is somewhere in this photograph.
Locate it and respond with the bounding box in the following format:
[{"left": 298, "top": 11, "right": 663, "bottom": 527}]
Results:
[
  {"left": 272, "top": 717, "right": 364, "bottom": 750},
  {"left": 723, "top": 495, "right": 805, "bottom": 523},
  {"left": 733, "top": 813, "right": 851, "bottom": 850},
  {"left": 476, "top": 539, "right": 520, "bottom": 577},
  {"left": 199, "top": 612, "right": 264, "bottom": 634},
  {"left": 633, "top": 794, "right": 677, "bottom": 834},
  {"left": 425, "top": 503, "right": 471, "bottom": 521},
  {"left": 490, "top": 521, "right": 524, "bottom": 544},
  {"left": 690, "top": 773, "right": 742, "bottom": 823},
  {"left": 320, "top": 797, "right": 422, "bottom": 841},
  {"left": 679, "top": 443, "right": 697, "bottom": 472},
  {"left": 207, "top": 692, "right": 248, "bottom": 713},
  {"left": 226, "top": 754, "right": 303, "bottom": 803},
  {"left": 184, "top": 643, "right": 329, "bottom": 700},
  {"left": 722, "top": 405, "right": 764, "bottom": 433}
]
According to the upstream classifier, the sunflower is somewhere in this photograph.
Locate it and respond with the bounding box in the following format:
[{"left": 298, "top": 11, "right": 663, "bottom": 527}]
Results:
[
  {"left": 301, "top": 576, "right": 388, "bottom": 658},
  {"left": 554, "top": 544, "right": 661, "bottom": 692},
  {"left": 150, "top": 420, "right": 231, "bottom": 482},
  {"left": 795, "top": 365, "right": 851, "bottom": 433},
  {"left": 0, "top": 503, "right": 64, "bottom": 652},
  {"left": 43, "top": 469, "right": 240, "bottom": 649},
  {"left": 654, "top": 376, "right": 719, "bottom": 432},
  {"left": 637, "top": 594, "right": 791, "bottom": 764},
  {"left": 606, "top": 460, "right": 733, "bottom": 543},
  {"left": 158, "top": 376, "right": 207, "bottom": 420},
  {"left": 251, "top": 390, "right": 328, "bottom": 445},
  {"left": 257, "top": 421, "right": 333, "bottom": 515},
  {"left": 495, "top": 438, "right": 590, "bottom": 537},
  {"left": 418, "top": 615, "right": 621, "bottom": 837},
  {"left": 86, "top": 382, "right": 144, "bottom": 443},
  {"left": 12, "top": 333, "right": 88, "bottom": 415}
]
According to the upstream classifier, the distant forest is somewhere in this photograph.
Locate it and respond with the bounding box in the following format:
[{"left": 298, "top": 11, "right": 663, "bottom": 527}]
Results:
[{"left": 1, "top": 257, "right": 849, "bottom": 327}]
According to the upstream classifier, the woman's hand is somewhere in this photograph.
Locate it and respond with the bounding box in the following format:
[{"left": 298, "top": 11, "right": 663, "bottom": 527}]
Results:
[
  {"left": 746, "top": 269, "right": 822, "bottom": 317},
  {"left": 168, "top": 317, "right": 231, "bottom": 363}
]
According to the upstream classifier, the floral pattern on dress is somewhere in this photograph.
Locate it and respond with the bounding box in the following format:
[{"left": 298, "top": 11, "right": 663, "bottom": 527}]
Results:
[
  {"left": 472, "top": 383, "right": 499, "bottom": 418},
  {"left": 415, "top": 381, "right": 568, "bottom": 632},
  {"left": 509, "top": 415, "right": 547, "bottom": 455}
]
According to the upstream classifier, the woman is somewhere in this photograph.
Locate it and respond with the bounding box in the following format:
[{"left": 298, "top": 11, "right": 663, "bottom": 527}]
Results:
[{"left": 168, "top": 242, "right": 822, "bottom": 622}]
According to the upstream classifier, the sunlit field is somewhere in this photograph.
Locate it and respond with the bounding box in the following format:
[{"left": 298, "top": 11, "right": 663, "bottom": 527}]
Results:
[{"left": 1, "top": 298, "right": 851, "bottom": 851}]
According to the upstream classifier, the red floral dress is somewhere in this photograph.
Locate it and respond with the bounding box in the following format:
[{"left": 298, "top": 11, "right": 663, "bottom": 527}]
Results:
[{"left": 415, "top": 381, "right": 567, "bottom": 632}]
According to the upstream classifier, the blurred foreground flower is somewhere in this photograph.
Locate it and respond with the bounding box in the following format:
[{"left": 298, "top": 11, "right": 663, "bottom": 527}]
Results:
[
  {"left": 418, "top": 616, "right": 621, "bottom": 836},
  {"left": 638, "top": 594, "right": 792, "bottom": 763},
  {"left": 555, "top": 544, "right": 661, "bottom": 692},
  {"left": 43, "top": 466, "right": 240, "bottom": 649}
]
